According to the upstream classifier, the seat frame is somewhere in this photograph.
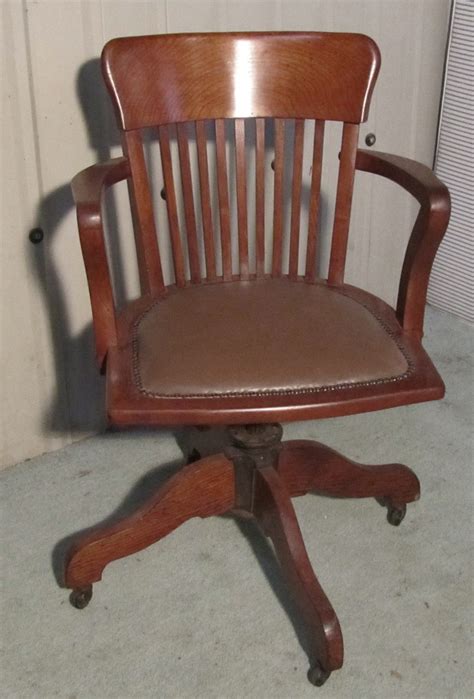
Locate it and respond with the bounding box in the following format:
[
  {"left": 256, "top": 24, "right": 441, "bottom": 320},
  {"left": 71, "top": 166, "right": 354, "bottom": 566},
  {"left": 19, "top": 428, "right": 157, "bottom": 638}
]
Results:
[
  {"left": 107, "top": 277, "right": 444, "bottom": 426},
  {"left": 64, "top": 32, "right": 450, "bottom": 687}
]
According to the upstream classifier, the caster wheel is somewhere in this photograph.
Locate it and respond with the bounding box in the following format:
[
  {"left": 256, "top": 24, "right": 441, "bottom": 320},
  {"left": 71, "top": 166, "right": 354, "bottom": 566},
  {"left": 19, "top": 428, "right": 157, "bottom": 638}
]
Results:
[
  {"left": 387, "top": 503, "right": 406, "bottom": 526},
  {"left": 307, "top": 662, "right": 331, "bottom": 687},
  {"left": 70, "top": 585, "right": 93, "bottom": 609}
]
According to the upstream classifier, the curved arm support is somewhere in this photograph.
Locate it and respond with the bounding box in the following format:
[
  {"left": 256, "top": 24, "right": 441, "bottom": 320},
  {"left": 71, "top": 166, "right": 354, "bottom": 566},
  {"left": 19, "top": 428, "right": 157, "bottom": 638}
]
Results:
[
  {"left": 355, "top": 149, "right": 450, "bottom": 339},
  {"left": 71, "top": 157, "right": 131, "bottom": 368}
]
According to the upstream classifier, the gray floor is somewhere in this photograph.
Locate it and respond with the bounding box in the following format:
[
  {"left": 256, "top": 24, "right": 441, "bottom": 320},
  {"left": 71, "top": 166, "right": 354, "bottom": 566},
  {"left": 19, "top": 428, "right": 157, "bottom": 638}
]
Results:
[{"left": 1, "top": 307, "right": 473, "bottom": 699}]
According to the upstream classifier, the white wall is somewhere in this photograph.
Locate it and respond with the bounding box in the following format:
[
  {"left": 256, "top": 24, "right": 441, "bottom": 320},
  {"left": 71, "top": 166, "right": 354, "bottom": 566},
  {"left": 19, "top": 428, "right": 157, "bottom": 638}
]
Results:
[{"left": 0, "top": 0, "right": 451, "bottom": 469}]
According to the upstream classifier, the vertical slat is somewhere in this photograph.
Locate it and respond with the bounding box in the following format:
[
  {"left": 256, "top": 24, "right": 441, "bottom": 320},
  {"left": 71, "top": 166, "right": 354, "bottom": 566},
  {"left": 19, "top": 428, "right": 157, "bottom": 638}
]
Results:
[
  {"left": 122, "top": 130, "right": 164, "bottom": 294},
  {"left": 255, "top": 118, "right": 266, "bottom": 277},
  {"left": 158, "top": 124, "right": 186, "bottom": 287},
  {"left": 305, "top": 120, "right": 325, "bottom": 281},
  {"left": 235, "top": 119, "right": 249, "bottom": 279},
  {"left": 215, "top": 119, "right": 232, "bottom": 281},
  {"left": 288, "top": 119, "right": 305, "bottom": 279},
  {"left": 176, "top": 122, "right": 201, "bottom": 283},
  {"left": 272, "top": 118, "right": 286, "bottom": 277},
  {"left": 328, "top": 123, "right": 360, "bottom": 285},
  {"left": 195, "top": 120, "right": 217, "bottom": 281}
]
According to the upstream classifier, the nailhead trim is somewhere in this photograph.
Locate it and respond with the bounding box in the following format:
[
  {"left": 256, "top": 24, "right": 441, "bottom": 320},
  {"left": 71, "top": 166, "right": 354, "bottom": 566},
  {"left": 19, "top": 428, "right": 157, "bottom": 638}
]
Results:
[{"left": 131, "top": 285, "right": 415, "bottom": 399}]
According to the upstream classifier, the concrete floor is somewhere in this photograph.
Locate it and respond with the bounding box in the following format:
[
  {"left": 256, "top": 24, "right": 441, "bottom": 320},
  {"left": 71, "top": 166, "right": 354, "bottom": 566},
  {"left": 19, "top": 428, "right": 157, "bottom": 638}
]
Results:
[{"left": 1, "top": 307, "right": 473, "bottom": 699}]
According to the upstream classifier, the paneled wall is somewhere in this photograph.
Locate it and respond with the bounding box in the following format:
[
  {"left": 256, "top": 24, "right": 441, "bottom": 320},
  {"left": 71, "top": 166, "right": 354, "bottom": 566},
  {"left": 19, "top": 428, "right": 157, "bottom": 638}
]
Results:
[
  {"left": 428, "top": 0, "right": 473, "bottom": 322},
  {"left": 0, "top": 0, "right": 450, "bottom": 469}
]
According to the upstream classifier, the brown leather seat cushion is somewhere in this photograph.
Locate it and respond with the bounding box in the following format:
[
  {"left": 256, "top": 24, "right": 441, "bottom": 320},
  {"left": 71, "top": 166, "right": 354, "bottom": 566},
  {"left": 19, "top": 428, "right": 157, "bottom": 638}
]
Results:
[{"left": 133, "top": 279, "right": 409, "bottom": 398}]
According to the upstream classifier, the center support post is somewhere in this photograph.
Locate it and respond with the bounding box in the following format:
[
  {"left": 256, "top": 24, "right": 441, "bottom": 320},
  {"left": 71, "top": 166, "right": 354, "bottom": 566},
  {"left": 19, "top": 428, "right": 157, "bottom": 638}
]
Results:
[{"left": 225, "top": 423, "right": 284, "bottom": 513}]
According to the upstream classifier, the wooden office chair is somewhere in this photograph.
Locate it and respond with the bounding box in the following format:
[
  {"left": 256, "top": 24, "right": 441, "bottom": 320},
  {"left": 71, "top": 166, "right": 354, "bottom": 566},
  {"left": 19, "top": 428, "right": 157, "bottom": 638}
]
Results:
[{"left": 65, "top": 32, "right": 450, "bottom": 685}]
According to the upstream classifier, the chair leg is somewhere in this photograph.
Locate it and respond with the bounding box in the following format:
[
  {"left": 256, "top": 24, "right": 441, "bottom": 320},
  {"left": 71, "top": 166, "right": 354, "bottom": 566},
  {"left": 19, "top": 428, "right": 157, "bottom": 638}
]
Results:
[
  {"left": 65, "top": 454, "right": 235, "bottom": 606},
  {"left": 277, "top": 440, "right": 420, "bottom": 524},
  {"left": 252, "top": 465, "right": 343, "bottom": 684},
  {"left": 62, "top": 424, "right": 419, "bottom": 684}
]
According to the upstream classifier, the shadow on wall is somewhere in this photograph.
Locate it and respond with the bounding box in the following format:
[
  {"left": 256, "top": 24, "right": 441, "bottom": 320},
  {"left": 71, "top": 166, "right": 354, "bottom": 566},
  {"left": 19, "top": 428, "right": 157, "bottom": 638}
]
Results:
[
  {"left": 29, "top": 59, "right": 123, "bottom": 436},
  {"left": 29, "top": 57, "right": 330, "bottom": 437}
]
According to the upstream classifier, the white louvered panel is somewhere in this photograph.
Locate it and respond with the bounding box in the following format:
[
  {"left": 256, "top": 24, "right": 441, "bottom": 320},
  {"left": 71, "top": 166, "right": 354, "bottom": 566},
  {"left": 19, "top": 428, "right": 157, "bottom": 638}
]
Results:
[{"left": 428, "top": 0, "right": 474, "bottom": 324}]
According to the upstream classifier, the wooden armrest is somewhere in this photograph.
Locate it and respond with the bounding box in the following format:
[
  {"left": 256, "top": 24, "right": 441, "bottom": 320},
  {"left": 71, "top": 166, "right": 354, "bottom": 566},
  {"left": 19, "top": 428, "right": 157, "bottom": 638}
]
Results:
[
  {"left": 71, "top": 157, "right": 131, "bottom": 368},
  {"left": 355, "top": 149, "right": 450, "bottom": 339}
]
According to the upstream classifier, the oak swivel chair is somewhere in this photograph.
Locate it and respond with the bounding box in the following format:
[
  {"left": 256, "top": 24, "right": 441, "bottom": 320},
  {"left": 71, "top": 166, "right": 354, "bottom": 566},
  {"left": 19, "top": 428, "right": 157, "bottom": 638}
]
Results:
[{"left": 65, "top": 33, "right": 450, "bottom": 686}]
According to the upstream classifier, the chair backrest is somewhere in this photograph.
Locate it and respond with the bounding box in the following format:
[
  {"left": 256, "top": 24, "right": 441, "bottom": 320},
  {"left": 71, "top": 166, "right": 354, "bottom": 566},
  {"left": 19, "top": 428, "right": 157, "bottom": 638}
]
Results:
[{"left": 102, "top": 32, "right": 380, "bottom": 295}]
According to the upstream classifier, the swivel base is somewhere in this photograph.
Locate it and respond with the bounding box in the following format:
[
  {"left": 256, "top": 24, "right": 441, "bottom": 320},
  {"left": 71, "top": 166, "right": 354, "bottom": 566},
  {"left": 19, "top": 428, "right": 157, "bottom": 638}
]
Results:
[{"left": 64, "top": 423, "right": 420, "bottom": 686}]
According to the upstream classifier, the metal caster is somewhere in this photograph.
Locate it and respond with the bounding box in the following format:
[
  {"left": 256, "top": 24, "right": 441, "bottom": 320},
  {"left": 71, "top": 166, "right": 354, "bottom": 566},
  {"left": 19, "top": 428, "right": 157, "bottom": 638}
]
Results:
[
  {"left": 307, "top": 662, "right": 331, "bottom": 687},
  {"left": 387, "top": 503, "right": 406, "bottom": 526},
  {"left": 69, "top": 585, "right": 93, "bottom": 609}
]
